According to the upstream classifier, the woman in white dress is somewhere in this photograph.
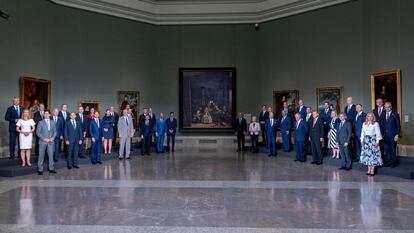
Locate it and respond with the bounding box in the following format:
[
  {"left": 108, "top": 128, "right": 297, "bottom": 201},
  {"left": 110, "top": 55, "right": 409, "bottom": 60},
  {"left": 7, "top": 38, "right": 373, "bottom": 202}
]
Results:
[
  {"left": 16, "top": 109, "right": 36, "bottom": 167},
  {"left": 360, "top": 112, "right": 383, "bottom": 176},
  {"left": 249, "top": 116, "right": 260, "bottom": 153}
]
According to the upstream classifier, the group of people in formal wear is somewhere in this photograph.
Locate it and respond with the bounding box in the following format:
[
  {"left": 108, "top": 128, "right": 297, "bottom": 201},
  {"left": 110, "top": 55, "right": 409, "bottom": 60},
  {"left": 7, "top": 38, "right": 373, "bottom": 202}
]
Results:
[
  {"left": 4, "top": 97, "right": 178, "bottom": 175},
  {"left": 235, "top": 97, "right": 401, "bottom": 176}
]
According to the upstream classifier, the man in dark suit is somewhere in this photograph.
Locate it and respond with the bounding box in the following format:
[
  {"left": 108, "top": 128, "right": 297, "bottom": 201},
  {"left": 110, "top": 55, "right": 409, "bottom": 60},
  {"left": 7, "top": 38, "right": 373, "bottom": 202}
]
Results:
[
  {"left": 138, "top": 108, "right": 149, "bottom": 129},
  {"left": 353, "top": 104, "right": 366, "bottom": 162},
  {"left": 140, "top": 114, "right": 153, "bottom": 156},
  {"left": 265, "top": 111, "right": 277, "bottom": 157},
  {"left": 383, "top": 102, "right": 401, "bottom": 168},
  {"left": 344, "top": 97, "right": 357, "bottom": 125},
  {"left": 294, "top": 113, "right": 308, "bottom": 162},
  {"left": 235, "top": 112, "right": 247, "bottom": 152},
  {"left": 4, "top": 97, "right": 23, "bottom": 159},
  {"left": 65, "top": 112, "right": 83, "bottom": 169},
  {"left": 258, "top": 105, "right": 268, "bottom": 146},
  {"left": 33, "top": 103, "right": 46, "bottom": 155},
  {"left": 51, "top": 109, "right": 64, "bottom": 162},
  {"left": 309, "top": 111, "right": 324, "bottom": 165},
  {"left": 58, "top": 104, "right": 70, "bottom": 152},
  {"left": 166, "top": 112, "right": 177, "bottom": 152},
  {"left": 320, "top": 101, "right": 332, "bottom": 152},
  {"left": 304, "top": 107, "right": 313, "bottom": 155},
  {"left": 296, "top": 99, "right": 307, "bottom": 120},
  {"left": 110, "top": 106, "right": 119, "bottom": 146},
  {"left": 337, "top": 113, "right": 353, "bottom": 170},
  {"left": 280, "top": 110, "right": 291, "bottom": 152},
  {"left": 373, "top": 98, "right": 386, "bottom": 155},
  {"left": 148, "top": 108, "right": 156, "bottom": 144},
  {"left": 76, "top": 106, "right": 87, "bottom": 158},
  {"left": 90, "top": 111, "right": 103, "bottom": 164}
]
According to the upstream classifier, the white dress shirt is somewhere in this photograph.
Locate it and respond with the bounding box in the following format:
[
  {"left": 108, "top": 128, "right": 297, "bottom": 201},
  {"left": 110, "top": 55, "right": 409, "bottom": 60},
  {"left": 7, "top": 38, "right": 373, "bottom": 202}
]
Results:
[{"left": 360, "top": 122, "right": 382, "bottom": 143}]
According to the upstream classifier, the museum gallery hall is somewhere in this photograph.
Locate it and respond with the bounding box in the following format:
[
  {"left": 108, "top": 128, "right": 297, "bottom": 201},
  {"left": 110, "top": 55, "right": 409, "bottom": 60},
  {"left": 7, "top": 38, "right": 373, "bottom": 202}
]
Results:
[{"left": 0, "top": 0, "right": 414, "bottom": 232}]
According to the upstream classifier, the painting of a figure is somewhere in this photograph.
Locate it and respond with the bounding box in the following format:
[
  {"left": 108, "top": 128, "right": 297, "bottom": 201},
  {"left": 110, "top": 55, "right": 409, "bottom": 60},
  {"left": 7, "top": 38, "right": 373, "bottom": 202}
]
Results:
[
  {"left": 316, "top": 86, "right": 343, "bottom": 112},
  {"left": 20, "top": 77, "right": 51, "bottom": 118},
  {"left": 118, "top": 91, "right": 140, "bottom": 129},
  {"left": 371, "top": 69, "right": 401, "bottom": 117},
  {"left": 179, "top": 68, "right": 236, "bottom": 132},
  {"left": 273, "top": 90, "right": 299, "bottom": 119},
  {"left": 79, "top": 100, "right": 100, "bottom": 116}
]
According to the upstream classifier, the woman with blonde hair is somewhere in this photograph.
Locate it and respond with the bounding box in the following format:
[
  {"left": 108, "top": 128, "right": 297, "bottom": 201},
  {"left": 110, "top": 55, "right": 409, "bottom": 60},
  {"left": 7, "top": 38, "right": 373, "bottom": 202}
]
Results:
[
  {"left": 328, "top": 110, "right": 341, "bottom": 159},
  {"left": 360, "top": 112, "right": 383, "bottom": 176},
  {"left": 16, "top": 109, "right": 36, "bottom": 167}
]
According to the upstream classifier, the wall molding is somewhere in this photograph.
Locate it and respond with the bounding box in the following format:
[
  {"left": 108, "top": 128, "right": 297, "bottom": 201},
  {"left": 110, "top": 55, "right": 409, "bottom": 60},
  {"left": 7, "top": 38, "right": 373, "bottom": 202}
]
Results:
[{"left": 50, "top": 0, "right": 352, "bottom": 25}]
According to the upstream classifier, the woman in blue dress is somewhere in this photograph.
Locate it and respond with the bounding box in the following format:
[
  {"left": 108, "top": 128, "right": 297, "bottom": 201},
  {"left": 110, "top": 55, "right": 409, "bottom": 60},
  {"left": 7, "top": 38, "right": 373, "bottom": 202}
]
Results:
[{"left": 102, "top": 109, "right": 114, "bottom": 154}]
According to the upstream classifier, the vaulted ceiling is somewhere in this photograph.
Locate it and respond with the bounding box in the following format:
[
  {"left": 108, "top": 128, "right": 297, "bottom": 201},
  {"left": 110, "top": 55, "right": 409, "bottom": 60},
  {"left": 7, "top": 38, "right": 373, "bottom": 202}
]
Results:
[{"left": 50, "top": 0, "right": 352, "bottom": 25}]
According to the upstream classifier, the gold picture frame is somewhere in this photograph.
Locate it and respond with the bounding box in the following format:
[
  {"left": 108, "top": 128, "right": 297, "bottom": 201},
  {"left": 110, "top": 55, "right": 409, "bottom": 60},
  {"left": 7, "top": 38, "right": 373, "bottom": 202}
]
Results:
[
  {"left": 316, "top": 86, "right": 344, "bottom": 112},
  {"left": 79, "top": 100, "right": 100, "bottom": 116},
  {"left": 20, "top": 76, "right": 51, "bottom": 114},
  {"left": 117, "top": 91, "right": 140, "bottom": 129},
  {"left": 371, "top": 69, "right": 401, "bottom": 117},
  {"left": 273, "top": 90, "right": 299, "bottom": 118}
]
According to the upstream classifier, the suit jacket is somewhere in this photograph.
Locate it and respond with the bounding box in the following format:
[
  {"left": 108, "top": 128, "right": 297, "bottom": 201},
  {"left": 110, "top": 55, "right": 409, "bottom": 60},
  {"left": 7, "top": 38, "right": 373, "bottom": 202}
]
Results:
[
  {"left": 320, "top": 109, "right": 332, "bottom": 126},
  {"left": 265, "top": 119, "right": 277, "bottom": 137},
  {"left": 76, "top": 113, "right": 87, "bottom": 132},
  {"left": 296, "top": 106, "right": 307, "bottom": 120},
  {"left": 354, "top": 112, "right": 366, "bottom": 137},
  {"left": 280, "top": 116, "right": 292, "bottom": 134},
  {"left": 166, "top": 118, "right": 177, "bottom": 135},
  {"left": 259, "top": 111, "right": 269, "bottom": 124},
  {"left": 58, "top": 111, "right": 70, "bottom": 121},
  {"left": 4, "top": 105, "right": 23, "bottom": 132},
  {"left": 309, "top": 117, "right": 324, "bottom": 140},
  {"left": 294, "top": 119, "right": 308, "bottom": 142},
  {"left": 51, "top": 116, "right": 64, "bottom": 138},
  {"left": 36, "top": 119, "right": 57, "bottom": 144},
  {"left": 33, "top": 111, "right": 45, "bottom": 124},
  {"left": 64, "top": 120, "right": 83, "bottom": 144},
  {"left": 337, "top": 121, "right": 352, "bottom": 145},
  {"left": 344, "top": 104, "right": 357, "bottom": 124},
  {"left": 149, "top": 113, "right": 156, "bottom": 128},
  {"left": 156, "top": 119, "right": 167, "bottom": 135},
  {"left": 112, "top": 112, "right": 119, "bottom": 127},
  {"left": 235, "top": 118, "right": 247, "bottom": 133},
  {"left": 140, "top": 122, "right": 153, "bottom": 137},
  {"left": 89, "top": 118, "right": 103, "bottom": 140},
  {"left": 118, "top": 115, "right": 134, "bottom": 138},
  {"left": 373, "top": 107, "right": 386, "bottom": 133},
  {"left": 305, "top": 114, "right": 313, "bottom": 134},
  {"left": 384, "top": 111, "right": 401, "bottom": 138}
]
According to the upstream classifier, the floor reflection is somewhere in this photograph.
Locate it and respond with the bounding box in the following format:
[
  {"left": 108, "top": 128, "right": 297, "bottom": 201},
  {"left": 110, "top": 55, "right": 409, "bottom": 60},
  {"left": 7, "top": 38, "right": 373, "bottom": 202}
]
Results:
[{"left": 17, "top": 186, "right": 34, "bottom": 225}]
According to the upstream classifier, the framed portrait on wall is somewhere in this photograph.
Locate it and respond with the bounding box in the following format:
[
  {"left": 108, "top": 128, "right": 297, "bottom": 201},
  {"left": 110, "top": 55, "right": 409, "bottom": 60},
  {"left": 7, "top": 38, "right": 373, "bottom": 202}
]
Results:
[
  {"left": 79, "top": 100, "right": 100, "bottom": 116},
  {"left": 20, "top": 77, "right": 51, "bottom": 117},
  {"left": 371, "top": 69, "right": 401, "bottom": 117},
  {"left": 117, "top": 91, "right": 140, "bottom": 129},
  {"left": 316, "top": 86, "right": 344, "bottom": 112},
  {"left": 273, "top": 90, "right": 299, "bottom": 118},
  {"left": 179, "top": 67, "right": 236, "bottom": 132}
]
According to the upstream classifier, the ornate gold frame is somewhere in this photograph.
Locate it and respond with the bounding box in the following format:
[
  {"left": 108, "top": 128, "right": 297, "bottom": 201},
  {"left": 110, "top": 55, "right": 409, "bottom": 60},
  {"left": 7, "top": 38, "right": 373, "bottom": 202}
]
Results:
[
  {"left": 78, "top": 100, "right": 100, "bottom": 113},
  {"left": 316, "top": 86, "right": 344, "bottom": 112},
  {"left": 371, "top": 69, "right": 401, "bottom": 117},
  {"left": 19, "top": 76, "right": 52, "bottom": 110}
]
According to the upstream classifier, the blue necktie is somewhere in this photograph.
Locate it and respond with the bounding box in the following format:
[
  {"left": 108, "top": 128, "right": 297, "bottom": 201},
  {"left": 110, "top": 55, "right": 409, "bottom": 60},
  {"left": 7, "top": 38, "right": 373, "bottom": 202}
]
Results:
[
  {"left": 46, "top": 120, "right": 50, "bottom": 131},
  {"left": 72, "top": 120, "right": 76, "bottom": 129},
  {"left": 125, "top": 117, "right": 128, "bottom": 126},
  {"left": 16, "top": 106, "right": 20, "bottom": 116}
]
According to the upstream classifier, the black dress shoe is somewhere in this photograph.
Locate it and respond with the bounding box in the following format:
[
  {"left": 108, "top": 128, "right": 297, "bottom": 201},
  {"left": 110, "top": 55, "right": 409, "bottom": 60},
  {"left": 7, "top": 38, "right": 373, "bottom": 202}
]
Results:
[
  {"left": 38, "top": 171, "right": 43, "bottom": 175},
  {"left": 345, "top": 167, "right": 352, "bottom": 171},
  {"left": 141, "top": 154, "right": 145, "bottom": 156},
  {"left": 97, "top": 161, "right": 102, "bottom": 164},
  {"left": 317, "top": 162, "right": 323, "bottom": 165},
  {"left": 9, "top": 157, "right": 14, "bottom": 160},
  {"left": 339, "top": 167, "right": 346, "bottom": 170},
  {"left": 79, "top": 155, "right": 87, "bottom": 158},
  {"left": 237, "top": 149, "right": 241, "bottom": 152},
  {"left": 366, "top": 172, "right": 370, "bottom": 175},
  {"left": 311, "top": 162, "right": 317, "bottom": 164},
  {"left": 294, "top": 159, "right": 299, "bottom": 162},
  {"left": 92, "top": 162, "right": 96, "bottom": 165},
  {"left": 268, "top": 154, "right": 272, "bottom": 157},
  {"left": 49, "top": 170, "right": 57, "bottom": 174},
  {"left": 172, "top": 149, "right": 175, "bottom": 152},
  {"left": 391, "top": 163, "right": 397, "bottom": 168},
  {"left": 147, "top": 154, "right": 151, "bottom": 156},
  {"left": 118, "top": 157, "right": 123, "bottom": 160},
  {"left": 126, "top": 157, "right": 131, "bottom": 160},
  {"left": 300, "top": 160, "right": 306, "bottom": 162},
  {"left": 67, "top": 166, "right": 72, "bottom": 170},
  {"left": 73, "top": 165, "right": 79, "bottom": 169}
]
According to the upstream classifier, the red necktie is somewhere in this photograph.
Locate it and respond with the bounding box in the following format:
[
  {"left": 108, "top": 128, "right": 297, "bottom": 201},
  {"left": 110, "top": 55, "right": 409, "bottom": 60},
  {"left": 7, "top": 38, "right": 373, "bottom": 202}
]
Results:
[
  {"left": 379, "top": 108, "right": 382, "bottom": 116},
  {"left": 313, "top": 118, "right": 317, "bottom": 127}
]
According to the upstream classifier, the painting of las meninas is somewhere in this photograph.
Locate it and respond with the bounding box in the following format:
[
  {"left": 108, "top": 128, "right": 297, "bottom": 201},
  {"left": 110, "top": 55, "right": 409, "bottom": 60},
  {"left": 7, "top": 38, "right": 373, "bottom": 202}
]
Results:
[
  {"left": 371, "top": 69, "right": 401, "bottom": 117},
  {"left": 20, "top": 77, "right": 51, "bottom": 117},
  {"left": 179, "top": 68, "right": 236, "bottom": 132}
]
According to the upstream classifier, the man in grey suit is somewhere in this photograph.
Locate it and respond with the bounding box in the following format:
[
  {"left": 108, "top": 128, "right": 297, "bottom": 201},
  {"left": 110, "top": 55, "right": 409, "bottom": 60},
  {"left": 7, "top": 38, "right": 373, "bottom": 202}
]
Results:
[
  {"left": 118, "top": 109, "right": 134, "bottom": 159},
  {"left": 337, "top": 113, "right": 353, "bottom": 170},
  {"left": 36, "top": 110, "right": 57, "bottom": 175}
]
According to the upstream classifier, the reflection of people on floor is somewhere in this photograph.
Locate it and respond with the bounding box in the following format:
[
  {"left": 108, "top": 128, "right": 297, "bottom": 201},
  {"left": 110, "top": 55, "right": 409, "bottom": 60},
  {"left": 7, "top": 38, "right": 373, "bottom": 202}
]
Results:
[{"left": 17, "top": 186, "right": 35, "bottom": 225}]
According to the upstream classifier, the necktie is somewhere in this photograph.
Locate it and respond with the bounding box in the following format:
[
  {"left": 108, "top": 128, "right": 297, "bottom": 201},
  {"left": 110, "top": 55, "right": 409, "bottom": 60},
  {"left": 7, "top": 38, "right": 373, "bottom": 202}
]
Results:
[
  {"left": 313, "top": 118, "right": 317, "bottom": 127},
  {"left": 41, "top": 111, "right": 44, "bottom": 119},
  {"left": 54, "top": 116, "right": 57, "bottom": 123},
  {"left": 72, "top": 120, "right": 76, "bottom": 129},
  {"left": 253, "top": 123, "right": 255, "bottom": 128},
  {"left": 46, "top": 120, "right": 50, "bottom": 131},
  {"left": 80, "top": 114, "right": 83, "bottom": 123},
  {"left": 16, "top": 106, "right": 20, "bottom": 116},
  {"left": 239, "top": 118, "right": 242, "bottom": 124},
  {"left": 379, "top": 108, "right": 382, "bottom": 116},
  {"left": 296, "top": 121, "right": 299, "bottom": 129},
  {"left": 96, "top": 119, "right": 99, "bottom": 128},
  {"left": 356, "top": 113, "right": 359, "bottom": 121},
  {"left": 340, "top": 122, "right": 343, "bottom": 129},
  {"left": 386, "top": 112, "right": 390, "bottom": 121},
  {"left": 125, "top": 117, "right": 128, "bottom": 126},
  {"left": 63, "top": 112, "right": 66, "bottom": 119}
]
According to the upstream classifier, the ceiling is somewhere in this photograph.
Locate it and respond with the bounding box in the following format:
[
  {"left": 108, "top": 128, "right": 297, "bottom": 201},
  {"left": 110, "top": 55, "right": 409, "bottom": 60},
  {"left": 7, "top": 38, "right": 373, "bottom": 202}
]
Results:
[{"left": 50, "top": 0, "right": 352, "bottom": 25}]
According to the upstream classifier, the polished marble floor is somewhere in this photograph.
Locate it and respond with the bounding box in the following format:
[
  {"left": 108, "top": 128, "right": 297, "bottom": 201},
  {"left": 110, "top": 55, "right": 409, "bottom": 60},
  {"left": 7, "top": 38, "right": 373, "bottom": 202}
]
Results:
[{"left": 0, "top": 148, "right": 413, "bottom": 233}]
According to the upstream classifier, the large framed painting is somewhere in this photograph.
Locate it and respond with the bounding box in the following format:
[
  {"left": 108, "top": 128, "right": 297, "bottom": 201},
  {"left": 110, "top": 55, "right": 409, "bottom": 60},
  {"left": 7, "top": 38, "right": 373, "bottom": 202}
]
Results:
[
  {"left": 179, "top": 68, "right": 236, "bottom": 132},
  {"left": 20, "top": 77, "right": 51, "bottom": 117},
  {"left": 117, "top": 91, "right": 140, "bottom": 128},
  {"left": 273, "top": 90, "right": 299, "bottom": 119},
  {"left": 371, "top": 69, "right": 401, "bottom": 117},
  {"left": 316, "top": 86, "right": 344, "bottom": 112},
  {"left": 79, "top": 100, "right": 100, "bottom": 116}
]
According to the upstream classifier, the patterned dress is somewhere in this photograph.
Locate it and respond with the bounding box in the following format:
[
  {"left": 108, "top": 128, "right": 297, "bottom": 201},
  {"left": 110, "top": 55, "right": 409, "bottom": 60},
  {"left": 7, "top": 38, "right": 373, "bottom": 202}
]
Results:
[
  {"left": 328, "top": 118, "right": 339, "bottom": 149},
  {"left": 360, "top": 122, "right": 383, "bottom": 166}
]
